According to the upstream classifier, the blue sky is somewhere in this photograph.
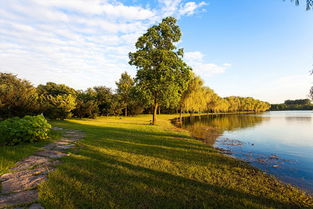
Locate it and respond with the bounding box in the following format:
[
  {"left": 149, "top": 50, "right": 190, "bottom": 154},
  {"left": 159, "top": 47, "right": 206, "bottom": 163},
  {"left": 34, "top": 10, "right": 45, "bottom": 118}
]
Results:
[{"left": 1, "top": 0, "right": 313, "bottom": 103}]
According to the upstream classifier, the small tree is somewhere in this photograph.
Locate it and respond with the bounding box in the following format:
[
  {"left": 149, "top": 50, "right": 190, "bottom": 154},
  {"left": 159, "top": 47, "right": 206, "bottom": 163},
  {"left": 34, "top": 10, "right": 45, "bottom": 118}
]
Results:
[
  {"left": 116, "top": 72, "right": 134, "bottom": 116},
  {"left": 129, "top": 17, "right": 191, "bottom": 124},
  {"left": 93, "top": 86, "right": 113, "bottom": 116},
  {"left": 74, "top": 88, "right": 99, "bottom": 118}
]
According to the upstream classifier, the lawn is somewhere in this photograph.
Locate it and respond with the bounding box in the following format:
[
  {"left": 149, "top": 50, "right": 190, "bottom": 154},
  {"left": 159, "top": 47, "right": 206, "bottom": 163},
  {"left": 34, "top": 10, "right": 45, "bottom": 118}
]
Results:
[{"left": 34, "top": 114, "right": 313, "bottom": 209}]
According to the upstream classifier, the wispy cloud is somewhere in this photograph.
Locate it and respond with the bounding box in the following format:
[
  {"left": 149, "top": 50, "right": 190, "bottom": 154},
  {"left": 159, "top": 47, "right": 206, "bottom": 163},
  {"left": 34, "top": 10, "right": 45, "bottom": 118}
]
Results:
[
  {"left": 0, "top": 0, "right": 207, "bottom": 89},
  {"left": 185, "top": 51, "right": 231, "bottom": 78}
]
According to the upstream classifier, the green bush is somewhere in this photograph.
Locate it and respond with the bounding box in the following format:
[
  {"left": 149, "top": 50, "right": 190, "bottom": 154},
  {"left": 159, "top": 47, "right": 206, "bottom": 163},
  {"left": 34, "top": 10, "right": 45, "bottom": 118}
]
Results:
[{"left": 0, "top": 115, "right": 51, "bottom": 145}]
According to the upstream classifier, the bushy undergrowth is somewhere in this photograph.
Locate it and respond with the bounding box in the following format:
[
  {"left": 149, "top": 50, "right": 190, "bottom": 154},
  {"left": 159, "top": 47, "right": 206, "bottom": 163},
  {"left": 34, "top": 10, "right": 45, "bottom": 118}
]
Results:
[{"left": 0, "top": 115, "right": 51, "bottom": 145}]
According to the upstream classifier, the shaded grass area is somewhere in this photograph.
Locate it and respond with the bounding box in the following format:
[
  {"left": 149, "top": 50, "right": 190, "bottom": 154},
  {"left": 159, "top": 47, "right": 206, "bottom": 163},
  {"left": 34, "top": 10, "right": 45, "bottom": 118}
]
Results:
[
  {"left": 39, "top": 115, "right": 313, "bottom": 209},
  {"left": 0, "top": 129, "right": 61, "bottom": 175}
]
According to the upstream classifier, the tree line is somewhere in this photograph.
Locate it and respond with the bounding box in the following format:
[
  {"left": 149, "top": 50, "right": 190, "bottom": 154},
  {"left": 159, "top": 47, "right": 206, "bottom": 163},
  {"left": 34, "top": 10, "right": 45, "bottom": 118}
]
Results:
[
  {"left": 271, "top": 99, "right": 313, "bottom": 111},
  {"left": 0, "top": 71, "right": 270, "bottom": 121}
]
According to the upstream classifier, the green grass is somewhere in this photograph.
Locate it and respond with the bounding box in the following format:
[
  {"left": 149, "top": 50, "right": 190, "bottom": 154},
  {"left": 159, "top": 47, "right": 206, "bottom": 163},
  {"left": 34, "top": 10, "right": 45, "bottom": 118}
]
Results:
[
  {"left": 36, "top": 115, "right": 313, "bottom": 209},
  {"left": 0, "top": 129, "right": 61, "bottom": 175}
]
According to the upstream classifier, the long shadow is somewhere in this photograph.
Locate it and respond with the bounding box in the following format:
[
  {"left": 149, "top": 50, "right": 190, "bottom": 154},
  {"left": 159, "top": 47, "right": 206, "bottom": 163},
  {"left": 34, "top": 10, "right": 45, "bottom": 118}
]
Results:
[
  {"left": 40, "top": 119, "right": 313, "bottom": 209},
  {"left": 55, "top": 120, "right": 242, "bottom": 168},
  {"left": 41, "top": 152, "right": 310, "bottom": 209}
]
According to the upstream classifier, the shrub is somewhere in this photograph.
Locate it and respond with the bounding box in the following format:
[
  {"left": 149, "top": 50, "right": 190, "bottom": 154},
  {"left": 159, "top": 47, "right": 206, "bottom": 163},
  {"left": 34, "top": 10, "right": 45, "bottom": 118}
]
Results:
[{"left": 0, "top": 115, "right": 51, "bottom": 145}]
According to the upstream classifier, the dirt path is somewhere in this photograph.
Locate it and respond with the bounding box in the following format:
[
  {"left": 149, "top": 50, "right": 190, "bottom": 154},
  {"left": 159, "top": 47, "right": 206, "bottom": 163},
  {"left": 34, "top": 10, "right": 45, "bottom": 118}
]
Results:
[{"left": 0, "top": 128, "right": 84, "bottom": 209}]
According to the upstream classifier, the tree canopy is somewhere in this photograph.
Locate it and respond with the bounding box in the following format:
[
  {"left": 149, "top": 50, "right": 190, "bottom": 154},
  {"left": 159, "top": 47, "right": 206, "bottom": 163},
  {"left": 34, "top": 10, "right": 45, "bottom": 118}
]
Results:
[
  {"left": 129, "top": 16, "right": 192, "bottom": 124},
  {"left": 0, "top": 73, "right": 39, "bottom": 118}
]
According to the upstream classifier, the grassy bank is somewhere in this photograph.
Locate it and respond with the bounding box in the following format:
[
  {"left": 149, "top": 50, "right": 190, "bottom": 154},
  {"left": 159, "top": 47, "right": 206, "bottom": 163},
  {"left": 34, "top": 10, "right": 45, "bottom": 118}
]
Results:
[
  {"left": 0, "top": 130, "right": 61, "bottom": 176},
  {"left": 36, "top": 114, "right": 313, "bottom": 209}
]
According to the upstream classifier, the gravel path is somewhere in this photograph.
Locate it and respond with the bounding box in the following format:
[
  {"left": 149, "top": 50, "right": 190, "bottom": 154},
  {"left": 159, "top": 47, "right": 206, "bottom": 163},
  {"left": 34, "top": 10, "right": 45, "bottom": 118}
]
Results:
[{"left": 0, "top": 128, "right": 84, "bottom": 209}]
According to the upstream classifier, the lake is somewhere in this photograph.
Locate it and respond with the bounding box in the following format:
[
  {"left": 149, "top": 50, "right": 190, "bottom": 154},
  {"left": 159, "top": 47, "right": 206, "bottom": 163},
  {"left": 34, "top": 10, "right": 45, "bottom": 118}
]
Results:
[{"left": 177, "top": 111, "right": 313, "bottom": 194}]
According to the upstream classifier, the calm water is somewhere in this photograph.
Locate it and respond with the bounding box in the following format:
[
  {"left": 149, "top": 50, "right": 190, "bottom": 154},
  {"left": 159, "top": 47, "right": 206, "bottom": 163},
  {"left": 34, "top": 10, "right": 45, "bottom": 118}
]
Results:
[{"left": 178, "top": 111, "right": 313, "bottom": 194}]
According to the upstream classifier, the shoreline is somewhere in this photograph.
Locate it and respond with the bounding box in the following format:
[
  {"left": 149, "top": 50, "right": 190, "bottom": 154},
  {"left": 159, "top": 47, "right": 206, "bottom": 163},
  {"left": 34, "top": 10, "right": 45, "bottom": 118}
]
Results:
[{"left": 171, "top": 113, "right": 313, "bottom": 196}]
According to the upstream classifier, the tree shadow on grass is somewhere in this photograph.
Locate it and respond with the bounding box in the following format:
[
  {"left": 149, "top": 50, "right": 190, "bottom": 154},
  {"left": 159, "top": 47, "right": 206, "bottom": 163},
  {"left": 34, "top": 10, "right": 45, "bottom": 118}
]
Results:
[
  {"left": 40, "top": 154, "right": 310, "bottom": 209},
  {"left": 40, "top": 120, "right": 313, "bottom": 209},
  {"left": 53, "top": 120, "right": 241, "bottom": 168}
]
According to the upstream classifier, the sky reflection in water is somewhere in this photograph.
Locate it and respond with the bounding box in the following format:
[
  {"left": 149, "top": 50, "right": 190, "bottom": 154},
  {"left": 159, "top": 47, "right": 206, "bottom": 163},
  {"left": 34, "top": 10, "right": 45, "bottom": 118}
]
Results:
[{"left": 179, "top": 111, "right": 313, "bottom": 194}]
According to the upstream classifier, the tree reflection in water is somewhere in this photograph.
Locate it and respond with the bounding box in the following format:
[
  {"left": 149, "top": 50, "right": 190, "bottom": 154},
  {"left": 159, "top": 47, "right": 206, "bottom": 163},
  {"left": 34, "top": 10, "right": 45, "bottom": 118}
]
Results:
[{"left": 173, "top": 114, "right": 268, "bottom": 146}]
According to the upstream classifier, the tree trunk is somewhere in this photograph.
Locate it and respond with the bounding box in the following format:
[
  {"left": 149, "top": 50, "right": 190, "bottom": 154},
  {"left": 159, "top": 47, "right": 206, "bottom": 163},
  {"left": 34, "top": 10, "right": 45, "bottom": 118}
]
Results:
[
  {"left": 152, "top": 102, "right": 158, "bottom": 125},
  {"left": 158, "top": 105, "right": 161, "bottom": 115},
  {"left": 125, "top": 106, "right": 128, "bottom": 116},
  {"left": 180, "top": 106, "right": 183, "bottom": 122}
]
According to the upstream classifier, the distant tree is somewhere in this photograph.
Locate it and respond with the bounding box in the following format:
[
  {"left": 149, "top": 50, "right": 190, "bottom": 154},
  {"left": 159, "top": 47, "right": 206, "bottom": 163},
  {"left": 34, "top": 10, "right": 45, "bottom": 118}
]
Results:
[
  {"left": 37, "top": 82, "right": 76, "bottom": 96},
  {"left": 37, "top": 82, "right": 77, "bottom": 119},
  {"left": 116, "top": 72, "right": 134, "bottom": 116},
  {"left": 107, "top": 94, "right": 124, "bottom": 116},
  {"left": 93, "top": 86, "right": 114, "bottom": 116},
  {"left": 129, "top": 17, "right": 192, "bottom": 124},
  {"left": 310, "top": 87, "right": 313, "bottom": 100},
  {"left": 74, "top": 88, "right": 99, "bottom": 118},
  {"left": 284, "top": 99, "right": 311, "bottom": 105},
  {"left": 0, "top": 73, "right": 39, "bottom": 118}
]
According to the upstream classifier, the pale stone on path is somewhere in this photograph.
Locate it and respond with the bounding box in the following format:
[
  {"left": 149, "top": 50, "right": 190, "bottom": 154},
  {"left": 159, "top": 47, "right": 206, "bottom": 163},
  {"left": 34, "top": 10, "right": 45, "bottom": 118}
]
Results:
[
  {"left": 11, "top": 156, "right": 50, "bottom": 171},
  {"left": 0, "top": 190, "right": 38, "bottom": 208},
  {"left": 51, "top": 127, "right": 63, "bottom": 131},
  {"left": 1, "top": 167, "right": 50, "bottom": 183},
  {"left": 36, "top": 150, "right": 68, "bottom": 159},
  {"left": 1, "top": 167, "right": 49, "bottom": 193},
  {"left": 54, "top": 144, "right": 76, "bottom": 151}
]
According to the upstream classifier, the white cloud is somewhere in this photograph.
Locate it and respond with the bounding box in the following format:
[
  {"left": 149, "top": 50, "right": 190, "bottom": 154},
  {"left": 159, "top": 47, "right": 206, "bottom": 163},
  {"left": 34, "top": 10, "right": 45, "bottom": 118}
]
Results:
[
  {"left": 158, "top": 0, "right": 207, "bottom": 17},
  {"left": 179, "top": 1, "right": 207, "bottom": 16},
  {"left": 185, "top": 51, "right": 231, "bottom": 78},
  {"left": 0, "top": 0, "right": 207, "bottom": 90}
]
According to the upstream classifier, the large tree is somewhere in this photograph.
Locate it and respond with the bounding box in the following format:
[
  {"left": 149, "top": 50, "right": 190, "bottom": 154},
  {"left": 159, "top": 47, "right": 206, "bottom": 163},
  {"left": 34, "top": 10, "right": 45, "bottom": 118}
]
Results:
[{"left": 129, "top": 17, "right": 192, "bottom": 124}]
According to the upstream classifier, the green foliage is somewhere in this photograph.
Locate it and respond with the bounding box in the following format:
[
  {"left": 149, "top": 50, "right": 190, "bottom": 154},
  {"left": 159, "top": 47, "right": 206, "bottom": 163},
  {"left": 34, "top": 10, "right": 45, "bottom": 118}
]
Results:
[
  {"left": 0, "top": 73, "right": 39, "bottom": 118},
  {"left": 129, "top": 16, "right": 192, "bottom": 124},
  {"left": 39, "top": 94, "right": 76, "bottom": 120},
  {"left": 93, "top": 86, "right": 114, "bottom": 116},
  {"left": 37, "top": 82, "right": 77, "bottom": 119},
  {"left": 284, "top": 99, "right": 311, "bottom": 105},
  {"left": 271, "top": 99, "right": 313, "bottom": 110},
  {"left": 74, "top": 88, "right": 99, "bottom": 118},
  {"left": 0, "top": 115, "right": 51, "bottom": 146},
  {"left": 116, "top": 72, "right": 135, "bottom": 116},
  {"left": 37, "top": 82, "right": 76, "bottom": 96},
  {"left": 179, "top": 73, "right": 270, "bottom": 114}
]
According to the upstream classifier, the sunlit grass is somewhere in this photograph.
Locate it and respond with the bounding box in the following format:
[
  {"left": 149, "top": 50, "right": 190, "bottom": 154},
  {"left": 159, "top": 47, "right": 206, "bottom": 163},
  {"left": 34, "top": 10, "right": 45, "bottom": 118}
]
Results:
[{"left": 36, "top": 114, "right": 313, "bottom": 209}]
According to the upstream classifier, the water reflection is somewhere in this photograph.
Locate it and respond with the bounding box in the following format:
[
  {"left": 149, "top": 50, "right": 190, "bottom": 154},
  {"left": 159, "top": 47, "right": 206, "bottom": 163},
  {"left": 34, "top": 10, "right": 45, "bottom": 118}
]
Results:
[
  {"left": 174, "top": 114, "right": 267, "bottom": 145},
  {"left": 174, "top": 111, "right": 313, "bottom": 194}
]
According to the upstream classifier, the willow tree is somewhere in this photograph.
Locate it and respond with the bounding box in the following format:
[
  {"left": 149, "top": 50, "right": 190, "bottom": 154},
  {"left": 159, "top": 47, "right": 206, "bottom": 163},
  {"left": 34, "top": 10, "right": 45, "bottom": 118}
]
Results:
[
  {"left": 129, "top": 17, "right": 191, "bottom": 124},
  {"left": 181, "top": 75, "right": 206, "bottom": 117}
]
